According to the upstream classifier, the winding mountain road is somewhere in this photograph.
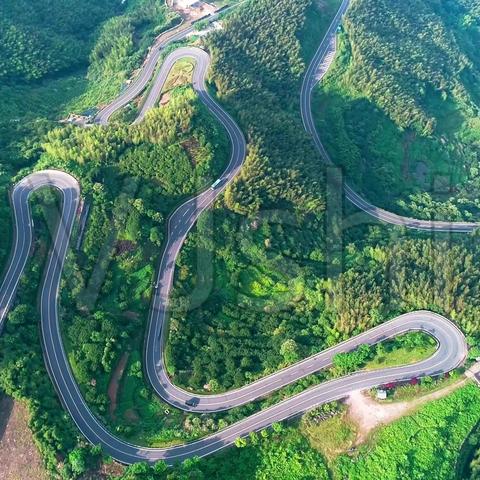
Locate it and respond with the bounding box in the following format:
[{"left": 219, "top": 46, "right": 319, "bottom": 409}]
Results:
[
  {"left": 300, "top": 0, "right": 479, "bottom": 233},
  {"left": 0, "top": 0, "right": 473, "bottom": 466}
]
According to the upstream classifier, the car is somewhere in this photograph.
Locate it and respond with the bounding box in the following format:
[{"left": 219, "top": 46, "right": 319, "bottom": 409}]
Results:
[
  {"left": 185, "top": 397, "right": 200, "bottom": 407},
  {"left": 210, "top": 178, "right": 223, "bottom": 190}
]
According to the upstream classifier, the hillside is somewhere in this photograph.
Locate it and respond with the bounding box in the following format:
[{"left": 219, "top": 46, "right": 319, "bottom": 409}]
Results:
[
  {"left": 3, "top": 0, "right": 480, "bottom": 478},
  {"left": 0, "top": 0, "right": 122, "bottom": 83},
  {"left": 314, "top": 0, "right": 480, "bottom": 220},
  {"left": 205, "top": 0, "right": 328, "bottom": 215},
  {"left": 0, "top": 0, "right": 177, "bottom": 269}
]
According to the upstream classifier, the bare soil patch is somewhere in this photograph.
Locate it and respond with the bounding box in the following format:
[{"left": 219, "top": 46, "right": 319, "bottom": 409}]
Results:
[
  {"left": 108, "top": 352, "right": 130, "bottom": 418},
  {"left": 115, "top": 240, "right": 135, "bottom": 256},
  {"left": 0, "top": 396, "right": 48, "bottom": 480},
  {"left": 123, "top": 311, "right": 140, "bottom": 320},
  {"left": 160, "top": 91, "right": 172, "bottom": 106},
  {"left": 346, "top": 378, "right": 467, "bottom": 444}
]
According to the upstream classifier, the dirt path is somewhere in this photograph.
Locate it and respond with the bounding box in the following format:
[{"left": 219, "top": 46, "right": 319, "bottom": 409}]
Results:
[
  {"left": 346, "top": 379, "right": 468, "bottom": 444},
  {"left": 0, "top": 396, "right": 48, "bottom": 480},
  {"left": 108, "top": 352, "right": 130, "bottom": 418}
]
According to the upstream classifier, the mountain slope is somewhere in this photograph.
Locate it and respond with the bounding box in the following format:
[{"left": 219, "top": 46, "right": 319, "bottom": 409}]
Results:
[
  {"left": 314, "top": 0, "right": 480, "bottom": 220},
  {"left": 0, "top": 0, "right": 121, "bottom": 82}
]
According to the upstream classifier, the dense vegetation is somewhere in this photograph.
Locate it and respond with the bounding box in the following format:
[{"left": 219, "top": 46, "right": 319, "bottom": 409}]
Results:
[
  {"left": 0, "top": 0, "right": 118, "bottom": 271},
  {"left": 333, "top": 383, "right": 480, "bottom": 479},
  {"left": 314, "top": 0, "right": 480, "bottom": 220},
  {"left": 205, "top": 0, "right": 329, "bottom": 215},
  {"left": 166, "top": 0, "right": 344, "bottom": 390},
  {"left": 0, "top": 189, "right": 90, "bottom": 476},
  {"left": 117, "top": 424, "right": 329, "bottom": 480},
  {"left": 3, "top": 0, "right": 480, "bottom": 478},
  {"left": 469, "top": 444, "right": 480, "bottom": 479},
  {"left": 331, "top": 332, "right": 436, "bottom": 376},
  {"left": 95, "top": 383, "right": 480, "bottom": 479},
  {"left": 69, "top": 0, "right": 179, "bottom": 111},
  {"left": 42, "top": 86, "right": 228, "bottom": 438},
  {"left": 0, "top": 0, "right": 178, "bottom": 89},
  {"left": 0, "top": 0, "right": 121, "bottom": 82},
  {"left": 1, "top": 0, "right": 227, "bottom": 473},
  {"left": 0, "top": 0, "right": 178, "bottom": 272},
  {"left": 1, "top": 83, "right": 229, "bottom": 474},
  {"left": 0, "top": 0, "right": 343, "bottom": 473},
  {"left": 168, "top": 199, "right": 480, "bottom": 390}
]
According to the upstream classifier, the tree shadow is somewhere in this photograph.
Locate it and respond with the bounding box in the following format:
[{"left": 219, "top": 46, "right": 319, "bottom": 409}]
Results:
[{"left": 0, "top": 393, "right": 14, "bottom": 441}]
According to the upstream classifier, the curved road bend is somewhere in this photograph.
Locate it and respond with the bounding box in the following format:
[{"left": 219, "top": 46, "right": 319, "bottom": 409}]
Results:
[
  {"left": 0, "top": 12, "right": 471, "bottom": 468},
  {"left": 300, "top": 0, "right": 479, "bottom": 233},
  {"left": 94, "top": 1, "right": 241, "bottom": 125},
  {"left": 0, "top": 171, "right": 80, "bottom": 327},
  {"left": 95, "top": 25, "right": 196, "bottom": 125},
  {"left": 0, "top": 212, "right": 469, "bottom": 464}
]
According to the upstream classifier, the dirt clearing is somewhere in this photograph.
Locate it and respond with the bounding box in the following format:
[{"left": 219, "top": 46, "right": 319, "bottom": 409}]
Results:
[
  {"left": 0, "top": 395, "right": 47, "bottom": 480},
  {"left": 346, "top": 379, "right": 467, "bottom": 443}
]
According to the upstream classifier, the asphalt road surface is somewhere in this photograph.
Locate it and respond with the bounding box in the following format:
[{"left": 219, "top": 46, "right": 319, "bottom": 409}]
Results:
[
  {"left": 94, "top": 2, "right": 241, "bottom": 125},
  {"left": 94, "top": 25, "right": 195, "bottom": 125},
  {"left": 300, "top": 0, "right": 479, "bottom": 233},
  {"left": 0, "top": 2, "right": 472, "bottom": 466},
  {"left": 0, "top": 216, "right": 468, "bottom": 463}
]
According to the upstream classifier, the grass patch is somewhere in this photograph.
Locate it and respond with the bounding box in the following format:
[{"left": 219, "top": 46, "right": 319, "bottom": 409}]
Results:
[
  {"left": 333, "top": 383, "right": 480, "bottom": 479},
  {"left": 365, "top": 334, "right": 437, "bottom": 371},
  {"left": 332, "top": 332, "right": 437, "bottom": 377},
  {"left": 301, "top": 410, "right": 357, "bottom": 461},
  {"left": 162, "top": 58, "right": 195, "bottom": 94}
]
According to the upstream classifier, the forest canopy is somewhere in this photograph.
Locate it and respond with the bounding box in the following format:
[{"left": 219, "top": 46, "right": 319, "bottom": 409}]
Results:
[
  {"left": 3, "top": 0, "right": 480, "bottom": 478},
  {"left": 0, "top": 0, "right": 122, "bottom": 82},
  {"left": 205, "top": 0, "right": 326, "bottom": 216},
  {"left": 314, "top": 0, "right": 480, "bottom": 220}
]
